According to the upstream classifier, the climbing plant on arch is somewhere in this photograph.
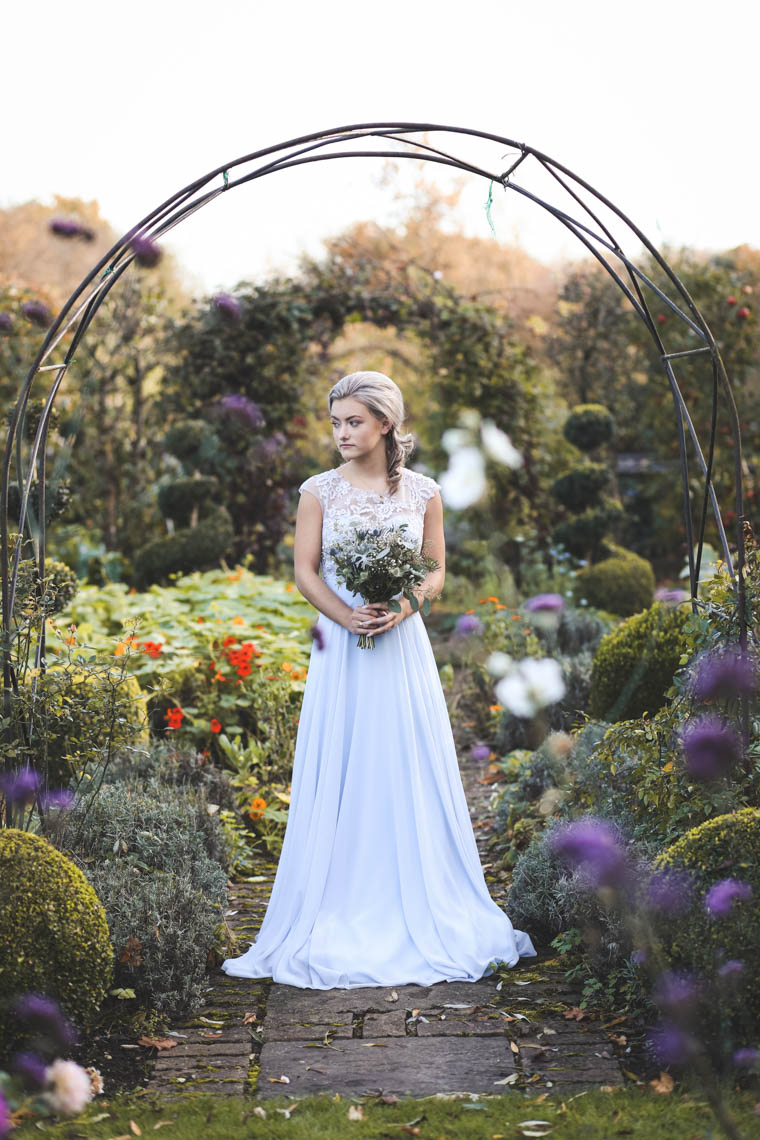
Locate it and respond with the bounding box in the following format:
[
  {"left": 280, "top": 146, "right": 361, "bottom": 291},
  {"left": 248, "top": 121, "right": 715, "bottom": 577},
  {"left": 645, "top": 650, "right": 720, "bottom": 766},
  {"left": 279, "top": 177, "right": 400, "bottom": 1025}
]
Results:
[{"left": 0, "top": 122, "right": 749, "bottom": 757}]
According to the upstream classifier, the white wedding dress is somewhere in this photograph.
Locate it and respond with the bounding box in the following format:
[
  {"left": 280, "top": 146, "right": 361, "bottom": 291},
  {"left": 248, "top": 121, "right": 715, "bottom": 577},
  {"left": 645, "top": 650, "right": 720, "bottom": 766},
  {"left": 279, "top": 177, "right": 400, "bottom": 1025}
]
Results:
[{"left": 220, "top": 465, "right": 536, "bottom": 988}]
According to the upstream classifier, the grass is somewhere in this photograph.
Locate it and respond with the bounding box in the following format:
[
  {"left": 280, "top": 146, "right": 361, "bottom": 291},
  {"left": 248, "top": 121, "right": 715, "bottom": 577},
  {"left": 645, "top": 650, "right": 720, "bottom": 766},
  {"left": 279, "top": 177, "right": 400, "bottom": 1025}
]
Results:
[{"left": 10, "top": 1086, "right": 760, "bottom": 1139}]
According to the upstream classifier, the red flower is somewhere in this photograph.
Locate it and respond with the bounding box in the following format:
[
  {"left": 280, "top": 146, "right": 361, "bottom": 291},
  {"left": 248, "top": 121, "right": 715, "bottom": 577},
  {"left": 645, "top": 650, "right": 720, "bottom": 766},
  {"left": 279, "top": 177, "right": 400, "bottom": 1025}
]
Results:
[
  {"left": 164, "top": 706, "right": 184, "bottom": 730},
  {"left": 210, "top": 718, "right": 222, "bottom": 733}
]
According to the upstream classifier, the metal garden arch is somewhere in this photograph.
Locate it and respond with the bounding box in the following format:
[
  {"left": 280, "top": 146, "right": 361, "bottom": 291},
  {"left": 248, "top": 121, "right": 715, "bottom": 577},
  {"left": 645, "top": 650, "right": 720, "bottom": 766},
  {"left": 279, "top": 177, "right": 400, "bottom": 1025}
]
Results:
[{"left": 1, "top": 122, "right": 748, "bottom": 731}]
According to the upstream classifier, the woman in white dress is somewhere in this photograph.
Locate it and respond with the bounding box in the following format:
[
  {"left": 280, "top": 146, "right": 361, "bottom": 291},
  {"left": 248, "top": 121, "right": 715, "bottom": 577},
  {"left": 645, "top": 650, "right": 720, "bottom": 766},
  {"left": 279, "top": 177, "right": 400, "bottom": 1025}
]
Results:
[{"left": 221, "top": 371, "right": 536, "bottom": 988}]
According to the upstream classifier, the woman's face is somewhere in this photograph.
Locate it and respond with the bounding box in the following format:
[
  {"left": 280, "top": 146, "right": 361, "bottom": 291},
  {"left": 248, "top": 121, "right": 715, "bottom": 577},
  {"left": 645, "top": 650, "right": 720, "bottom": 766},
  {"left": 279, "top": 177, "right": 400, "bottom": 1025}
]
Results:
[{"left": 330, "top": 397, "right": 390, "bottom": 459}]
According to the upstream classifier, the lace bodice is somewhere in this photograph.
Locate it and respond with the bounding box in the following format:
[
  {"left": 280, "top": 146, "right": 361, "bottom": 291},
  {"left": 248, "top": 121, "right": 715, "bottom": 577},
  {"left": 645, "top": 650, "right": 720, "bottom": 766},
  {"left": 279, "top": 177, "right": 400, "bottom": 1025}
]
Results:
[{"left": 298, "top": 466, "right": 442, "bottom": 597}]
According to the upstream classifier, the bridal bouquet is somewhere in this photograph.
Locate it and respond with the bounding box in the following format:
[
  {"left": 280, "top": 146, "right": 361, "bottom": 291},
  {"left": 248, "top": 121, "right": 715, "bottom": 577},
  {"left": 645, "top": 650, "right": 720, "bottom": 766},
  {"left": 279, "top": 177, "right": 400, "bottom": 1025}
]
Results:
[{"left": 329, "top": 523, "right": 440, "bottom": 648}]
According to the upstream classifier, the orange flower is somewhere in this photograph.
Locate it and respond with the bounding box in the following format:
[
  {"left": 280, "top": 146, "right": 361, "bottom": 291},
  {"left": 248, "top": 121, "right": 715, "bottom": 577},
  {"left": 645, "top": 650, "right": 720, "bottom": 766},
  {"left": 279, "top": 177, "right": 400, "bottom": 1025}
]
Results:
[
  {"left": 164, "top": 706, "right": 184, "bottom": 731},
  {"left": 511, "top": 614, "right": 521, "bottom": 621},
  {"left": 237, "top": 663, "right": 252, "bottom": 677},
  {"left": 285, "top": 584, "right": 294, "bottom": 592},
  {"left": 281, "top": 662, "right": 292, "bottom": 673},
  {"left": 487, "top": 596, "right": 499, "bottom": 603},
  {"left": 210, "top": 718, "right": 222, "bottom": 733},
  {"left": 464, "top": 608, "right": 475, "bottom": 615},
  {"left": 266, "top": 674, "right": 276, "bottom": 680},
  {"left": 222, "top": 635, "right": 237, "bottom": 647},
  {"left": 196, "top": 616, "right": 205, "bottom": 623},
  {"left": 247, "top": 796, "right": 267, "bottom": 820},
  {"left": 495, "top": 604, "right": 507, "bottom": 610},
  {"left": 489, "top": 704, "right": 501, "bottom": 712},
  {"left": 232, "top": 616, "right": 245, "bottom": 625},
  {"left": 114, "top": 641, "right": 126, "bottom": 655},
  {"left": 213, "top": 672, "right": 227, "bottom": 682}
]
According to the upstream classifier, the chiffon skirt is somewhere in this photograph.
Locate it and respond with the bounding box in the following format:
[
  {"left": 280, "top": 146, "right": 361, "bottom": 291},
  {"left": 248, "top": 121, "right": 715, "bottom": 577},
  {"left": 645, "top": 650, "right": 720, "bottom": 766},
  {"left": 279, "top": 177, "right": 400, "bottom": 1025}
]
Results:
[{"left": 220, "top": 588, "right": 536, "bottom": 988}]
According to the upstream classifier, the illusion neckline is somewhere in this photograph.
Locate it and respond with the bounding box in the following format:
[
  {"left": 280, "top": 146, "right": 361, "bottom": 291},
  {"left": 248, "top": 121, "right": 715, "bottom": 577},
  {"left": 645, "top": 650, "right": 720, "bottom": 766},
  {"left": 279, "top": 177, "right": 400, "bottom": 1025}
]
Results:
[{"left": 332, "top": 466, "right": 404, "bottom": 498}]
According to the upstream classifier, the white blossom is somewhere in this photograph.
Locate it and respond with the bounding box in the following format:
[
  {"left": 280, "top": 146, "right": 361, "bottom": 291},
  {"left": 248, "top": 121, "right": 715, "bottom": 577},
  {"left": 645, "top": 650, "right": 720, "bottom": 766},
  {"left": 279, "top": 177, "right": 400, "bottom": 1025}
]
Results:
[
  {"left": 494, "top": 657, "right": 566, "bottom": 718},
  {"left": 439, "top": 447, "right": 487, "bottom": 509},
  {"left": 41, "top": 1059, "right": 95, "bottom": 1117},
  {"left": 441, "top": 427, "right": 473, "bottom": 454},
  {"left": 486, "top": 650, "right": 514, "bottom": 677},
  {"left": 481, "top": 420, "right": 523, "bottom": 469}
]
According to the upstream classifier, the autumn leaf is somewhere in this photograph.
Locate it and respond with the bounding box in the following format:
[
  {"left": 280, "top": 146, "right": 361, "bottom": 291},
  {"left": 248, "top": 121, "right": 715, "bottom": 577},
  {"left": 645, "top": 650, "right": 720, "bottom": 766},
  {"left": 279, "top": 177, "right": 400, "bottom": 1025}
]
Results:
[
  {"left": 242, "top": 1011, "right": 258, "bottom": 1024},
  {"left": 650, "top": 1071, "right": 675, "bottom": 1095},
  {"left": 119, "top": 936, "right": 144, "bottom": 967},
  {"left": 563, "top": 1007, "right": 587, "bottom": 1021},
  {"left": 130, "top": 1122, "right": 142, "bottom": 1136},
  {"left": 138, "top": 1036, "right": 178, "bottom": 1051}
]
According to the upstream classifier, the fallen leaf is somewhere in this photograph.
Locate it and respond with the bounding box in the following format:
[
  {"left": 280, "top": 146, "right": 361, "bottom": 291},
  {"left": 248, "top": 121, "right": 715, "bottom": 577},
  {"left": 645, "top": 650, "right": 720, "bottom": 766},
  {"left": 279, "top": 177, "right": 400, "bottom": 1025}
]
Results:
[
  {"left": 361, "top": 1042, "right": 390, "bottom": 1047},
  {"left": 493, "top": 1072, "right": 520, "bottom": 1085},
  {"left": 347, "top": 1105, "right": 364, "bottom": 1120},
  {"left": 242, "top": 1012, "right": 258, "bottom": 1025},
  {"left": 138, "top": 1037, "right": 178, "bottom": 1051},
  {"left": 600, "top": 1085, "right": 619, "bottom": 1093},
  {"left": 198, "top": 1016, "right": 224, "bottom": 1026},
  {"left": 563, "top": 1008, "right": 587, "bottom": 1022},
  {"left": 201, "top": 1032, "right": 223, "bottom": 1039},
  {"left": 602, "top": 1015, "right": 628, "bottom": 1029},
  {"left": 252, "top": 1107, "right": 267, "bottom": 1119},
  {"left": 153, "top": 1124, "right": 174, "bottom": 1130},
  {"left": 650, "top": 1071, "right": 675, "bottom": 1095},
  {"left": 266, "top": 1074, "right": 290, "bottom": 1083},
  {"left": 119, "top": 936, "right": 143, "bottom": 968},
  {"left": 510, "top": 1041, "right": 520, "bottom": 1054},
  {"left": 386, "top": 990, "right": 399, "bottom": 1002},
  {"left": 130, "top": 1122, "right": 142, "bottom": 1136},
  {"left": 608, "top": 1033, "right": 627, "bottom": 1046}
]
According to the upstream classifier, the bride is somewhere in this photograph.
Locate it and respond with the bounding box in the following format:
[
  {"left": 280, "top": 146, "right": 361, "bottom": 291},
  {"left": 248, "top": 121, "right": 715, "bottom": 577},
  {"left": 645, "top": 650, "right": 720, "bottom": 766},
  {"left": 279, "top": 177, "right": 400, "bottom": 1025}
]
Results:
[{"left": 221, "top": 370, "right": 536, "bottom": 988}]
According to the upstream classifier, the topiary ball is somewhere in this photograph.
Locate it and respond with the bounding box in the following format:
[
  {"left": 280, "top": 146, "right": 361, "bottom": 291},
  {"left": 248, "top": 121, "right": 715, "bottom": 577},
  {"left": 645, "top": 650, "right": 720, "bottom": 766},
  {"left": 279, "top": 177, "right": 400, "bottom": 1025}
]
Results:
[
  {"left": 574, "top": 548, "right": 655, "bottom": 616},
  {"left": 651, "top": 808, "right": 760, "bottom": 1046},
  {"left": 552, "top": 462, "right": 610, "bottom": 514},
  {"left": 563, "top": 404, "right": 615, "bottom": 452},
  {"left": 589, "top": 601, "right": 689, "bottom": 722},
  {"left": 0, "top": 830, "right": 113, "bottom": 1062}
]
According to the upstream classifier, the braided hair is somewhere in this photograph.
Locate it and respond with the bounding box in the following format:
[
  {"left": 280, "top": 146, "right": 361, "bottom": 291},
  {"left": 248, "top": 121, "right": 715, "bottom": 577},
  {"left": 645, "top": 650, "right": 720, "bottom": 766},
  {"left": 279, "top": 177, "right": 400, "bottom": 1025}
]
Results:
[{"left": 327, "top": 371, "right": 415, "bottom": 496}]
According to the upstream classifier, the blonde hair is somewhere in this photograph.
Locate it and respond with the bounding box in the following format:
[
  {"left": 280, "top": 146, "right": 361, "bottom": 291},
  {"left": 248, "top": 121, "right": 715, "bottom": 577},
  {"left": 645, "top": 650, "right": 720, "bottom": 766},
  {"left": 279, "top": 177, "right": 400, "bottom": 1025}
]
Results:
[{"left": 328, "top": 371, "right": 415, "bottom": 496}]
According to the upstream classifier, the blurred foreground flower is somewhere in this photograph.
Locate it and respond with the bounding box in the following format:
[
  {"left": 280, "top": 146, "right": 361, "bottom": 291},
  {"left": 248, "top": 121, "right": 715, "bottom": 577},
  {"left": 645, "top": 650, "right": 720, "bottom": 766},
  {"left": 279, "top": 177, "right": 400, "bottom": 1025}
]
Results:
[
  {"left": 439, "top": 446, "right": 486, "bottom": 509},
  {"left": 310, "top": 622, "right": 325, "bottom": 650},
  {"left": 0, "top": 311, "right": 13, "bottom": 333},
  {"left": 21, "top": 300, "right": 52, "bottom": 328},
  {"left": 11, "top": 1050, "right": 48, "bottom": 1091},
  {"left": 654, "top": 587, "right": 691, "bottom": 606},
  {"left": 494, "top": 657, "right": 566, "bottom": 718},
  {"left": 680, "top": 716, "right": 741, "bottom": 780},
  {"left": 646, "top": 868, "right": 694, "bottom": 916},
  {"left": 212, "top": 292, "right": 243, "bottom": 320},
  {"left": 218, "top": 393, "right": 264, "bottom": 428},
  {"left": 455, "top": 613, "right": 484, "bottom": 636},
  {"left": 704, "top": 878, "right": 752, "bottom": 918},
  {"left": 49, "top": 218, "right": 94, "bottom": 241},
  {"left": 480, "top": 420, "right": 523, "bottom": 468},
  {"left": 438, "top": 409, "right": 522, "bottom": 509},
  {"left": 653, "top": 970, "right": 700, "bottom": 1011},
  {"left": 41, "top": 1058, "right": 94, "bottom": 1116},
  {"left": 0, "top": 1090, "right": 9, "bottom": 1140},
  {"left": 550, "top": 817, "right": 628, "bottom": 888},
  {"left": 470, "top": 743, "right": 491, "bottom": 761},
  {"left": 648, "top": 1022, "right": 698, "bottom": 1065},
  {"left": 13, "top": 993, "right": 78, "bottom": 1050},
  {"left": 692, "top": 646, "right": 757, "bottom": 702},
  {"left": 130, "top": 234, "right": 162, "bottom": 268},
  {"left": 0, "top": 765, "right": 41, "bottom": 806}
]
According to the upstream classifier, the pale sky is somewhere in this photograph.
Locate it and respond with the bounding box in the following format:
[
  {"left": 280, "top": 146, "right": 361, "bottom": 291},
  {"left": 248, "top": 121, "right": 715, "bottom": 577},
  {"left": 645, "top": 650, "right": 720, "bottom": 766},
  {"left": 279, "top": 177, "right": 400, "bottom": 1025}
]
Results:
[{"left": 4, "top": 0, "right": 760, "bottom": 295}]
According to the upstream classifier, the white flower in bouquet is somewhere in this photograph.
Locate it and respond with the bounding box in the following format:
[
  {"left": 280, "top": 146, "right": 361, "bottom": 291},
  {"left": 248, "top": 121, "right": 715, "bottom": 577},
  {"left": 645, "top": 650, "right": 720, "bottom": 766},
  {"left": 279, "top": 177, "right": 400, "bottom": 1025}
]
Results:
[
  {"left": 41, "top": 1059, "right": 95, "bottom": 1116},
  {"left": 495, "top": 657, "right": 566, "bottom": 718},
  {"left": 480, "top": 420, "right": 523, "bottom": 469},
  {"left": 439, "top": 446, "right": 486, "bottom": 509}
]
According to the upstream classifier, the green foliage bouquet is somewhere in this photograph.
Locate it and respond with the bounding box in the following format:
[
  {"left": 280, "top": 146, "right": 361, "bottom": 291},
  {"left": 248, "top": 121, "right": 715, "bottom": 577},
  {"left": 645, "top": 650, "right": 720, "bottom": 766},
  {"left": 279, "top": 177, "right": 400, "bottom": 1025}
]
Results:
[{"left": 329, "top": 523, "right": 440, "bottom": 648}]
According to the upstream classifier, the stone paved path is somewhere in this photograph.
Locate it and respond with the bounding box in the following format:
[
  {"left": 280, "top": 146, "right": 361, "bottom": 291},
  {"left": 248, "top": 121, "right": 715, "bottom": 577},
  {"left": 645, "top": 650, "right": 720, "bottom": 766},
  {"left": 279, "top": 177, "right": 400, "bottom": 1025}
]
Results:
[{"left": 144, "top": 754, "right": 623, "bottom": 1101}]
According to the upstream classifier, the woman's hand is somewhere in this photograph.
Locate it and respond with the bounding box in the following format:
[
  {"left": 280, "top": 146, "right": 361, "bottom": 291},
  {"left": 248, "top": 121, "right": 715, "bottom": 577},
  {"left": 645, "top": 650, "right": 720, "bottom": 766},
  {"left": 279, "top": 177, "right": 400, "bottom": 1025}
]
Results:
[
  {"left": 345, "top": 602, "right": 389, "bottom": 636},
  {"left": 368, "top": 595, "right": 417, "bottom": 636}
]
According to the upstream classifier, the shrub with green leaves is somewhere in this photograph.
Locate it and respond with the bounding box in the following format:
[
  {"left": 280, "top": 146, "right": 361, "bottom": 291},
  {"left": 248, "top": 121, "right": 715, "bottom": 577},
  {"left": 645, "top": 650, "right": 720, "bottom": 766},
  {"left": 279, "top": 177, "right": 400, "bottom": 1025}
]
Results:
[
  {"left": 575, "top": 547, "right": 655, "bottom": 616},
  {"left": 563, "top": 404, "right": 615, "bottom": 452},
  {"left": 0, "top": 830, "right": 113, "bottom": 1062},
  {"left": 652, "top": 808, "right": 760, "bottom": 1045},
  {"left": 589, "top": 601, "right": 689, "bottom": 721}
]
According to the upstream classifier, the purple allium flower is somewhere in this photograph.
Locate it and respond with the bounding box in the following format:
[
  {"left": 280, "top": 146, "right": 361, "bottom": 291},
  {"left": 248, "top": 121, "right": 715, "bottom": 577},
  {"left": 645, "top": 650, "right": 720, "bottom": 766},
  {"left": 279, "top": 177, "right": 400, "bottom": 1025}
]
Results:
[
  {"left": 523, "top": 593, "right": 565, "bottom": 613},
  {"left": 310, "top": 622, "right": 325, "bottom": 651},
  {"left": 718, "top": 959, "right": 745, "bottom": 978},
  {"left": 733, "top": 1048, "right": 760, "bottom": 1068},
  {"left": 692, "top": 646, "right": 757, "bottom": 702},
  {"left": 0, "top": 765, "right": 41, "bottom": 806},
  {"left": 454, "top": 613, "right": 484, "bottom": 636},
  {"left": 550, "top": 818, "right": 628, "bottom": 888},
  {"left": 632, "top": 949, "right": 648, "bottom": 965},
  {"left": 130, "top": 234, "right": 162, "bottom": 268},
  {"left": 0, "top": 1089, "right": 10, "bottom": 1140},
  {"left": 218, "top": 393, "right": 265, "bottom": 428},
  {"left": 653, "top": 970, "right": 699, "bottom": 1010},
  {"left": 13, "top": 993, "right": 78, "bottom": 1049},
  {"left": 470, "top": 744, "right": 491, "bottom": 761},
  {"left": 21, "top": 299, "right": 52, "bottom": 328},
  {"left": 654, "top": 587, "right": 691, "bottom": 606},
  {"left": 0, "top": 311, "right": 13, "bottom": 333},
  {"left": 646, "top": 868, "right": 694, "bottom": 916},
  {"left": 255, "top": 433, "right": 286, "bottom": 462},
  {"left": 38, "top": 787, "right": 75, "bottom": 812},
  {"left": 647, "top": 1023, "right": 697, "bottom": 1066},
  {"left": 680, "top": 715, "right": 741, "bottom": 780},
  {"left": 704, "top": 879, "right": 753, "bottom": 918},
  {"left": 212, "top": 292, "right": 243, "bottom": 320},
  {"left": 11, "top": 1050, "right": 48, "bottom": 1091}
]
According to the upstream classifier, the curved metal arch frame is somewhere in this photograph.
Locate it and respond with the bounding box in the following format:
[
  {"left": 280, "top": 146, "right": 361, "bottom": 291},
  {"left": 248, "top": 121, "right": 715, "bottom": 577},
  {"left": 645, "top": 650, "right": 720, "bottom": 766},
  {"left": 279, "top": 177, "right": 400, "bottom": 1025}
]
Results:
[{"left": 1, "top": 121, "right": 747, "bottom": 737}]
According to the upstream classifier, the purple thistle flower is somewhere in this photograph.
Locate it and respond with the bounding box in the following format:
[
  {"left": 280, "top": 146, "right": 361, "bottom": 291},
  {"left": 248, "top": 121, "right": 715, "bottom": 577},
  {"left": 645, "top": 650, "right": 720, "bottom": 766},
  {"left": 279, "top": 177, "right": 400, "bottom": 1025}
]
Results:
[
  {"left": 470, "top": 743, "right": 491, "bottom": 761},
  {"left": 680, "top": 715, "right": 741, "bottom": 780},
  {"left": 218, "top": 393, "right": 265, "bottom": 428},
  {"left": 454, "top": 613, "right": 484, "bottom": 636},
  {"left": 717, "top": 959, "right": 745, "bottom": 978},
  {"left": 653, "top": 970, "right": 699, "bottom": 1010},
  {"left": 255, "top": 433, "right": 286, "bottom": 462},
  {"left": 0, "top": 311, "right": 13, "bottom": 333},
  {"left": 13, "top": 993, "right": 78, "bottom": 1049},
  {"left": 130, "top": 234, "right": 162, "bottom": 268},
  {"left": 733, "top": 1048, "right": 760, "bottom": 1068},
  {"left": 632, "top": 949, "right": 648, "bottom": 965},
  {"left": 0, "top": 765, "right": 41, "bottom": 806},
  {"left": 38, "top": 787, "right": 75, "bottom": 812},
  {"left": 704, "top": 879, "right": 752, "bottom": 918},
  {"left": 11, "top": 1050, "right": 48, "bottom": 1091},
  {"left": 523, "top": 592, "right": 565, "bottom": 613},
  {"left": 21, "top": 299, "right": 52, "bottom": 328},
  {"left": 692, "top": 646, "right": 757, "bottom": 702},
  {"left": 310, "top": 622, "right": 325, "bottom": 651},
  {"left": 654, "top": 587, "right": 691, "bottom": 606},
  {"left": 212, "top": 292, "right": 243, "bottom": 320},
  {"left": 646, "top": 868, "right": 694, "bottom": 916},
  {"left": 0, "top": 1089, "right": 10, "bottom": 1140},
  {"left": 550, "top": 818, "right": 628, "bottom": 888},
  {"left": 648, "top": 1022, "right": 697, "bottom": 1066}
]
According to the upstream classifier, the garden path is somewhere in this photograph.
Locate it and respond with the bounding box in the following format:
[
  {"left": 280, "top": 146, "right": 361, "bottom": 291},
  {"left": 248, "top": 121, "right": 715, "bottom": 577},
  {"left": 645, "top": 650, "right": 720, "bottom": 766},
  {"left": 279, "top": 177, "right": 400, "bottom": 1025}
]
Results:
[{"left": 144, "top": 753, "right": 624, "bottom": 1102}]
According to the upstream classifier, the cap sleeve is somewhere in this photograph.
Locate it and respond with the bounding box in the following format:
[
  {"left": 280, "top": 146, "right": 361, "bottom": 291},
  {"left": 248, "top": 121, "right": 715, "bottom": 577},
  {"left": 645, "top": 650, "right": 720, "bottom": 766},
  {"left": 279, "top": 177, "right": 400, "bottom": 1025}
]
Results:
[
  {"left": 298, "top": 473, "right": 325, "bottom": 509},
  {"left": 418, "top": 473, "right": 442, "bottom": 502}
]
